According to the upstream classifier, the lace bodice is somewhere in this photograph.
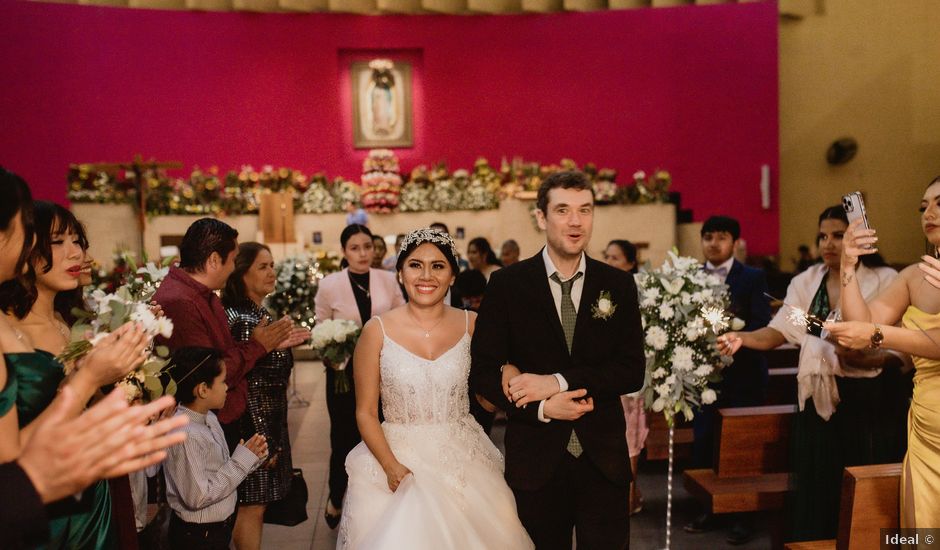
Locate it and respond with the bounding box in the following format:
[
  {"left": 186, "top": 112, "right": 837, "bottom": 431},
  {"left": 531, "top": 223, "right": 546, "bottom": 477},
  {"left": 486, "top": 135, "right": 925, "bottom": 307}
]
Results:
[{"left": 375, "top": 316, "right": 471, "bottom": 425}]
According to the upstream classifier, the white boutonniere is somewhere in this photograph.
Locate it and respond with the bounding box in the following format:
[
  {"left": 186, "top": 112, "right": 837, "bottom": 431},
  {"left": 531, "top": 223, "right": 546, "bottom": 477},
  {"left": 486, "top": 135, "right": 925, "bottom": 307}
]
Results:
[{"left": 592, "top": 291, "right": 617, "bottom": 321}]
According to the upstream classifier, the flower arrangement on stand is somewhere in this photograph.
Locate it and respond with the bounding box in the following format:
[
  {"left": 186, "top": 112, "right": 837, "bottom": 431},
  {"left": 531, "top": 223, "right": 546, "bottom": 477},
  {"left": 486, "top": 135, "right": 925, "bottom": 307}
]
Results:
[
  {"left": 266, "top": 251, "right": 342, "bottom": 330},
  {"left": 360, "top": 149, "right": 401, "bottom": 213},
  {"left": 60, "top": 256, "right": 176, "bottom": 403},
  {"left": 635, "top": 250, "right": 733, "bottom": 550}
]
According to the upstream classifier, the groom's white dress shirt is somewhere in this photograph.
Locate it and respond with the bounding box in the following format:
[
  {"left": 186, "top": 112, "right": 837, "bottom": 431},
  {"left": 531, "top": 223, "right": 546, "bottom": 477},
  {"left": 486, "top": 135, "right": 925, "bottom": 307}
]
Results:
[{"left": 536, "top": 247, "right": 587, "bottom": 423}]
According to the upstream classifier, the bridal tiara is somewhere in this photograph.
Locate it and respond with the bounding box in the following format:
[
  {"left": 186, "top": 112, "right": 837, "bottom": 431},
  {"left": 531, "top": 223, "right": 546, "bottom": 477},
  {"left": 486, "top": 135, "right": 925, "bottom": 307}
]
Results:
[{"left": 399, "top": 227, "right": 460, "bottom": 261}]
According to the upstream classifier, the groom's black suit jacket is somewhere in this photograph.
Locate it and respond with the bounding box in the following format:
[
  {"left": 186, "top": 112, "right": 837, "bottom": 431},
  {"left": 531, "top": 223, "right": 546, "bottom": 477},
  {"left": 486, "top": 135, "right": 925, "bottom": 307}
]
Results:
[{"left": 470, "top": 251, "right": 646, "bottom": 492}]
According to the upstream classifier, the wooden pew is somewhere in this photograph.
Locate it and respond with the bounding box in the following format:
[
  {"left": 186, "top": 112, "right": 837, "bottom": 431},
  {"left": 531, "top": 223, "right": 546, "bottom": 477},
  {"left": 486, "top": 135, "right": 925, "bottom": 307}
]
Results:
[
  {"left": 784, "top": 463, "right": 901, "bottom": 550},
  {"left": 683, "top": 404, "right": 796, "bottom": 514}
]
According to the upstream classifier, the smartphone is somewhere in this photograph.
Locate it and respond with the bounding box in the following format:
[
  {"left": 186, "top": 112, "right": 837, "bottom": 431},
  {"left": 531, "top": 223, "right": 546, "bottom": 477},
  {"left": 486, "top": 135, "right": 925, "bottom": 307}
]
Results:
[
  {"left": 842, "top": 191, "right": 874, "bottom": 249},
  {"left": 842, "top": 191, "right": 871, "bottom": 230}
]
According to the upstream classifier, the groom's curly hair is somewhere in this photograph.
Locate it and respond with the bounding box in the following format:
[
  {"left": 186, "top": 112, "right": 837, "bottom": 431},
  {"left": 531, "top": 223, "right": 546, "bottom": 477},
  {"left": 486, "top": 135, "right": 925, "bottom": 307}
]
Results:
[{"left": 536, "top": 171, "right": 594, "bottom": 214}]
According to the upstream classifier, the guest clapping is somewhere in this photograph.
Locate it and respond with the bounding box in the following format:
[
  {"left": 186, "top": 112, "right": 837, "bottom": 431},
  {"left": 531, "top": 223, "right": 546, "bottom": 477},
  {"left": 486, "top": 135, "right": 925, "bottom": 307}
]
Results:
[
  {"left": 222, "top": 243, "right": 306, "bottom": 550},
  {"left": 164, "top": 348, "right": 268, "bottom": 550}
]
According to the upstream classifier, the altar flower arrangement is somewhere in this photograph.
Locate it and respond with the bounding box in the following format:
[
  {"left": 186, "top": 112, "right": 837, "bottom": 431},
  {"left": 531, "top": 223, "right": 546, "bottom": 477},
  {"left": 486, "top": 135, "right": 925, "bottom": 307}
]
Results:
[
  {"left": 636, "top": 250, "right": 733, "bottom": 426},
  {"left": 310, "top": 319, "right": 361, "bottom": 394},
  {"left": 361, "top": 150, "right": 402, "bottom": 213},
  {"left": 60, "top": 256, "right": 177, "bottom": 403},
  {"left": 300, "top": 175, "right": 337, "bottom": 214}
]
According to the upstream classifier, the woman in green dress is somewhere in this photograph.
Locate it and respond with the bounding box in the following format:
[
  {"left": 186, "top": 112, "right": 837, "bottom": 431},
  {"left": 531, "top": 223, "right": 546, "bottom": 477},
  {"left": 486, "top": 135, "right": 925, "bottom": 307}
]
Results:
[{"left": 0, "top": 186, "right": 148, "bottom": 549}]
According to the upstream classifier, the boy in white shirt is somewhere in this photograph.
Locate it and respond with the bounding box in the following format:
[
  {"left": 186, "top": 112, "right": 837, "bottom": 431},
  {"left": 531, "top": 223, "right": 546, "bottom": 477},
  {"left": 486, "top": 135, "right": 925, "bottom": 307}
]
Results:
[{"left": 164, "top": 347, "right": 268, "bottom": 550}]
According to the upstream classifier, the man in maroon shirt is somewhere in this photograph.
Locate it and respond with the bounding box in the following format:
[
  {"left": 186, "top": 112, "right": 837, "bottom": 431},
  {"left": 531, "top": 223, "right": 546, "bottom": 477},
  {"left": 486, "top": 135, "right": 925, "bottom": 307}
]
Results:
[{"left": 154, "top": 218, "right": 295, "bottom": 432}]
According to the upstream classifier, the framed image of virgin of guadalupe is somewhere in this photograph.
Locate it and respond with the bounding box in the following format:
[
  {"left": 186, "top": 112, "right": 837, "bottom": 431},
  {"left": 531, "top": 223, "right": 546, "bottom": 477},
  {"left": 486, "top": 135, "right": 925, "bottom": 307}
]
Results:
[{"left": 351, "top": 59, "right": 413, "bottom": 149}]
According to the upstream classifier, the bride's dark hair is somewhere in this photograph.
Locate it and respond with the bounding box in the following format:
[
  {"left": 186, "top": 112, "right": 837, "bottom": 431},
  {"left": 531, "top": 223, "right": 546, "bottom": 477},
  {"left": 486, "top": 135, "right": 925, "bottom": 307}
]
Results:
[{"left": 396, "top": 229, "right": 460, "bottom": 275}]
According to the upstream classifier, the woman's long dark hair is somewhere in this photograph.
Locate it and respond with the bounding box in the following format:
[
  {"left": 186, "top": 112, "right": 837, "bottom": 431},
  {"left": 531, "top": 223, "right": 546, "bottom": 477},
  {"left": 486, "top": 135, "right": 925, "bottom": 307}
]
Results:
[
  {"left": 0, "top": 201, "right": 88, "bottom": 319},
  {"left": 221, "top": 242, "right": 272, "bottom": 308},
  {"left": 339, "top": 224, "right": 372, "bottom": 269},
  {"left": 0, "top": 168, "right": 35, "bottom": 287},
  {"left": 468, "top": 237, "right": 501, "bottom": 268},
  {"left": 817, "top": 205, "right": 888, "bottom": 268}
]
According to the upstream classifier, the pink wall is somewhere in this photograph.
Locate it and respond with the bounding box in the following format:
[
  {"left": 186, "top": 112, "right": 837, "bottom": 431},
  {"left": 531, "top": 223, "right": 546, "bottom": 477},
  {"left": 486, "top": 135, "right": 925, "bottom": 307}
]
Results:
[{"left": 0, "top": 0, "right": 779, "bottom": 253}]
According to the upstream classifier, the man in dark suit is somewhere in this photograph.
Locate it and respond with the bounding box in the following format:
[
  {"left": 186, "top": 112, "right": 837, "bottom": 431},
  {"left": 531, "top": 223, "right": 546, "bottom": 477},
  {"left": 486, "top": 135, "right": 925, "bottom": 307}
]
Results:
[
  {"left": 471, "top": 171, "right": 645, "bottom": 550},
  {"left": 685, "top": 215, "right": 771, "bottom": 544}
]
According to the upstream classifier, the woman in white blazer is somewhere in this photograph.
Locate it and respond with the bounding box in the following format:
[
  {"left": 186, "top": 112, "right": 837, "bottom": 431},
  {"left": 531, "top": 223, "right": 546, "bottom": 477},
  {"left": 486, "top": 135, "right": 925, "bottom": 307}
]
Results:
[{"left": 314, "top": 224, "right": 405, "bottom": 528}]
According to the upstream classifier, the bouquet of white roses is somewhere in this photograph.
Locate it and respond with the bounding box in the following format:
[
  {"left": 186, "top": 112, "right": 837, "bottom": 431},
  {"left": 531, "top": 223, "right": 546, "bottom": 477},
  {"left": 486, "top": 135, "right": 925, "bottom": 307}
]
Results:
[
  {"left": 636, "top": 251, "right": 733, "bottom": 426},
  {"left": 59, "top": 258, "right": 176, "bottom": 403},
  {"left": 310, "top": 319, "right": 361, "bottom": 394}
]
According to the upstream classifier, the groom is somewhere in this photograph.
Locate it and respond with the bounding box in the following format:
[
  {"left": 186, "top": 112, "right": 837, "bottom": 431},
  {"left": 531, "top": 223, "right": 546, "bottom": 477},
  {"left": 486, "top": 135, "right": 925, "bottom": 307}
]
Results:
[{"left": 471, "top": 171, "right": 645, "bottom": 549}]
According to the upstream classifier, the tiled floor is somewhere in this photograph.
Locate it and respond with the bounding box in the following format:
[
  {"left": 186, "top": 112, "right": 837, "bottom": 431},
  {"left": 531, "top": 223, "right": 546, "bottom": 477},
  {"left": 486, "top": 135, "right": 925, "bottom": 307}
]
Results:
[{"left": 261, "top": 361, "right": 771, "bottom": 549}]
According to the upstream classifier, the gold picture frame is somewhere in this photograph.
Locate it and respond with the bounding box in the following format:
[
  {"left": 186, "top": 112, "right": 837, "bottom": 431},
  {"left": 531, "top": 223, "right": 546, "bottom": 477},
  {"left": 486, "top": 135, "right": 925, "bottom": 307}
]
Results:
[{"left": 351, "top": 60, "right": 413, "bottom": 149}]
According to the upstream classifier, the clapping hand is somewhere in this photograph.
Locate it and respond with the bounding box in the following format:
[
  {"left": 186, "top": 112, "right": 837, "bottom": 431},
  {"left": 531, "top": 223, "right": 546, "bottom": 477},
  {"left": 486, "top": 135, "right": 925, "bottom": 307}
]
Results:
[
  {"left": 240, "top": 433, "right": 269, "bottom": 460},
  {"left": 507, "top": 373, "right": 560, "bottom": 407},
  {"left": 79, "top": 322, "right": 149, "bottom": 386},
  {"left": 252, "top": 317, "right": 293, "bottom": 352},
  {"left": 277, "top": 326, "right": 310, "bottom": 350},
  {"left": 17, "top": 387, "right": 188, "bottom": 503},
  {"left": 384, "top": 461, "right": 412, "bottom": 493}
]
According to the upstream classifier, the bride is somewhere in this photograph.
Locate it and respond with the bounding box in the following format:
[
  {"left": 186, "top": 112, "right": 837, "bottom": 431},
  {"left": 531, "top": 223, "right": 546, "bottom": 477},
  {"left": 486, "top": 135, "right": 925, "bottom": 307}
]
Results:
[{"left": 338, "top": 228, "right": 534, "bottom": 549}]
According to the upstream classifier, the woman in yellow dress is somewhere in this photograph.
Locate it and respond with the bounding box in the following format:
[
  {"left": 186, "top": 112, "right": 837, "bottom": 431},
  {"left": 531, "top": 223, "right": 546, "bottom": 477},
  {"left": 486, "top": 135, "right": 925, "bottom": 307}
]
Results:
[{"left": 826, "top": 176, "right": 940, "bottom": 529}]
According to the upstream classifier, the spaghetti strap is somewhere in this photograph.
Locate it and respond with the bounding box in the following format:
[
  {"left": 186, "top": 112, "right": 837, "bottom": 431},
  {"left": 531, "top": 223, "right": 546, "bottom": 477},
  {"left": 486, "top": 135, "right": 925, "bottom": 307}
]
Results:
[
  {"left": 464, "top": 309, "right": 469, "bottom": 335},
  {"left": 375, "top": 316, "right": 387, "bottom": 336}
]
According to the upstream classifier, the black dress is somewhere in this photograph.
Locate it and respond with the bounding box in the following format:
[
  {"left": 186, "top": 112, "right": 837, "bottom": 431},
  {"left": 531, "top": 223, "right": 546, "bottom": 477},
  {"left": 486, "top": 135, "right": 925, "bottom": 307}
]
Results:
[
  {"left": 226, "top": 301, "right": 294, "bottom": 505},
  {"left": 323, "top": 270, "right": 371, "bottom": 510},
  {"left": 786, "top": 278, "right": 911, "bottom": 541}
]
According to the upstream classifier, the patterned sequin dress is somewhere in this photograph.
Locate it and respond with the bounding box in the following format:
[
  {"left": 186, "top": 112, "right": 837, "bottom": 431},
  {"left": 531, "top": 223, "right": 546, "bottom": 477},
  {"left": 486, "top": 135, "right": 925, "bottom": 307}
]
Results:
[
  {"left": 226, "top": 301, "right": 294, "bottom": 505},
  {"left": 337, "top": 313, "right": 533, "bottom": 549}
]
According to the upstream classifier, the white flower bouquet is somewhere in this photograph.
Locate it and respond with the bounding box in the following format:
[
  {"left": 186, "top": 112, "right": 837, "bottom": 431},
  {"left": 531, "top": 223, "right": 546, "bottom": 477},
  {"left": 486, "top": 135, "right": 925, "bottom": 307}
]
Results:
[
  {"left": 310, "top": 319, "right": 361, "bottom": 394},
  {"left": 636, "top": 250, "right": 733, "bottom": 426},
  {"left": 59, "top": 258, "right": 176, "bottom": 402}
]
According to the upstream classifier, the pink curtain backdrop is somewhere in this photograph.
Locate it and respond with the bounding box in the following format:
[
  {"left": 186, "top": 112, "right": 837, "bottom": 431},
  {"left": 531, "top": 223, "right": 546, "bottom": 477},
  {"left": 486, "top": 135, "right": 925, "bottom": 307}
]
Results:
[{"left": 0, "top": 0, "right": 779, "bottom": 253}]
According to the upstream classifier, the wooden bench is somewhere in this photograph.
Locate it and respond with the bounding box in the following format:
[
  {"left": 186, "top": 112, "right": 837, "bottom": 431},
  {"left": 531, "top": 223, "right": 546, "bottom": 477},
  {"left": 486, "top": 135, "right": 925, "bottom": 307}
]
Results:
[
  {"left": 784, "top": 463, "right": 901, "bottom": 550},
  {"left": 683, "top": 404, "right": 796, "bottom": 514}
]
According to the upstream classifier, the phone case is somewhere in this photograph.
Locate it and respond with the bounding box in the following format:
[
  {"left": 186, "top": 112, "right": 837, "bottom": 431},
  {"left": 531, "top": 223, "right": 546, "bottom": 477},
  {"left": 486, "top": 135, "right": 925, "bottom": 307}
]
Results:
[{"left": 842, "top": 192, "right": 870, "bottom": 230}]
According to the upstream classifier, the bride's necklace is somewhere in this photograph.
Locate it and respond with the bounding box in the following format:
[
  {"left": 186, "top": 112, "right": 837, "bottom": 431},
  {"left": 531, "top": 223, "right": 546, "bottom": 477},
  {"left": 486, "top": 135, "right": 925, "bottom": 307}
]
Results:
[{"left": 407, "top": 308, "right": 446, "bottom": 339}]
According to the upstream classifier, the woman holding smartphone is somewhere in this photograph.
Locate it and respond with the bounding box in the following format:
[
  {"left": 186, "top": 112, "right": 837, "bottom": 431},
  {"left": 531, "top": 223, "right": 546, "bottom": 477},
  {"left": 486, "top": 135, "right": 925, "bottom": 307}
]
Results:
[
  {"left": 824, "top": 176, "right": 940, "bottom": 530},
  {"left": 718, "top": 205, "right": 909, "bottom": 541}
]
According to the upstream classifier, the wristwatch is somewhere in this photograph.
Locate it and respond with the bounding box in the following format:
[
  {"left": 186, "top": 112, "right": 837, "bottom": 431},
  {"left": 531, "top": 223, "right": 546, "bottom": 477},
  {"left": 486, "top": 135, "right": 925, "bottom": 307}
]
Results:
[{"left": 870, "top": 324, "right": 884, "bottom": 348}]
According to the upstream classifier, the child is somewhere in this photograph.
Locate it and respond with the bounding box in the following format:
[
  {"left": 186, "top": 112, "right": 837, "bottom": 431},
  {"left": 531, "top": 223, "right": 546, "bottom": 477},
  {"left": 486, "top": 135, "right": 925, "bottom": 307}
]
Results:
[{"left": 163, "top": 347, "right": 268, "bottom": 550}]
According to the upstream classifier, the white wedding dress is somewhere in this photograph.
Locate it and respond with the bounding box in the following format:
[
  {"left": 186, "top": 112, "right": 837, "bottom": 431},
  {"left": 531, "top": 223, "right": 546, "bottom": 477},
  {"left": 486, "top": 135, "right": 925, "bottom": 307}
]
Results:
[{"left": 337, "top": 313, "right": 534, "bottom": 550}]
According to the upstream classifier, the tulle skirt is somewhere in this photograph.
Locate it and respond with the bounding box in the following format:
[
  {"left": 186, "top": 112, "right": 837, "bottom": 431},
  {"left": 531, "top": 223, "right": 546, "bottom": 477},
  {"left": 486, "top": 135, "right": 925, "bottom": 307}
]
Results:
[{"left": 337, "top": 416, "right": 534, "bottom": 550}]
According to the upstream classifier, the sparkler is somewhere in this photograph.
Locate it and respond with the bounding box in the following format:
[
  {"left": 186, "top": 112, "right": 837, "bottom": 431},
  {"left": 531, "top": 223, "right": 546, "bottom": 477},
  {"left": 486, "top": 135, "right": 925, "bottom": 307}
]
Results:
[
  {"left": 701, "top": 306, "right": 730, "bottom": 333},
  {"left": 764, "top": 293, "right": 825, "bottom": 333}
]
